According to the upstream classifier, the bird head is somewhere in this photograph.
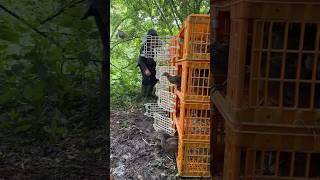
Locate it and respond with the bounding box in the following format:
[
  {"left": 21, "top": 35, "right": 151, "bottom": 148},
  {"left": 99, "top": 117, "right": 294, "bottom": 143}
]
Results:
[{"left": 162, "top": 72, "right": 170, "bottom": 77}]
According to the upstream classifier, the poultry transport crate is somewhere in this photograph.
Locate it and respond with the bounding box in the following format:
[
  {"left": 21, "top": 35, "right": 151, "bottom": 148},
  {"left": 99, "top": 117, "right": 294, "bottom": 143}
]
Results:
[
  {"left": 213, "top": 19, "right": 320, "bottom": 127},
  {"left": 144, "top": 103, "right": 176, "bottom": 135},
  {"left": 176, "top": 61, "right": 211, "bottom": 103},
  {"left": 210, "top": 0, "right": 320, "bottom": 126},
  {"left": 155, "top": 82, "right": 175, "bottom": 97},
  {"left": 144, "top": 103, "right": 163, "bottom": 118},
  {"left": 155, "top": 65, "right": 177, "bottom": 95},
  {"left": 212, "top": 0, "right": 320, "bottom": 114},
  {"left": 157, "top": 89, "right": 176, "bottom": 112},
  {"left": 213, "top": 0, "right": 320, "bottom": 20},
  {"left": 169, "top": 36, "right": 178, "bottom": 65},
  {"left": 153, "top": 111, "right": 176, "bottom": 136},
  {"left": 222, "top": 119, "right": 320, "bottom": 180},
  {"left": 155, "top": 65, "right": 177, "bottom": 79},
  {"left": 177, "top": 138, "right": 211, "bottom": 177},
  {"left": 177, "top": 14, "right": 210, "bottom": 61},
  {"left": 142, "top": 35, "right": 177, "bottom": 61},
  {"left": 210, "top": 105, "right": 226, "bottom": 178},
  {"left": 175, "top": 98, "right": 211, "bottom": 142},
  {"left": 155, "top": 83, "right": 175, "bottom": 97}
]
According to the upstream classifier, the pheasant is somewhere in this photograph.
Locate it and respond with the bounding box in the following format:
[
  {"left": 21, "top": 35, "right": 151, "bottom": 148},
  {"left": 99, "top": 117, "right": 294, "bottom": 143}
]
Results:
[
  {"left": 155, "top": 130, "right": 178, "bottom": 156},
  {"left": 162, "top": 72, "right": 181, "bottom": 89}
]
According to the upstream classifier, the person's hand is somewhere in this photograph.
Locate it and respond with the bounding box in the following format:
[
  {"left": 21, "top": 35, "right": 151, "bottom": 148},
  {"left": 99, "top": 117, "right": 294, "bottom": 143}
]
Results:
[{"left": 144, "top": 69, "right": 151, "bottom": 76}]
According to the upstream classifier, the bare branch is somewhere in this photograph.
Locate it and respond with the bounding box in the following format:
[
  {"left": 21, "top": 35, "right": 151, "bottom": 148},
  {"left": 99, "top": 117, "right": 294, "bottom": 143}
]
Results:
[
  {"left": 110, "top": 63, "right": 124, "bottom": 73},
  {"left": 167, "top": 0, "right": 181, "bottom": 29},
  {"left": 141, "top": 0, "right": 156, "bottom": 26},
  {"left": 110, "top": 37, "right": 141, "bottom": 51},
  {"left": 170, "top": 0, "right": 183, "bottom": 23},
  {"left": 151, "top": 0, "right": 173, "bottom": 34},
  {"left": 0, "top": 4, "right": 59, "bottom": 46},
  {"left": 38, "top": 0, "right": 86, "bottom": 26}
]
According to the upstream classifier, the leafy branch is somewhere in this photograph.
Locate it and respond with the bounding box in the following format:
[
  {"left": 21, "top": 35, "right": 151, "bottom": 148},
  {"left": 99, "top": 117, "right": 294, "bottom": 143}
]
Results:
[
  {"left": 0, "top": 4, "right": 59, "bottom": 46},
  {"left": 110, "top": 36, "right": 142, "bottom": 51},
  {"left": 38, "top": 0, "right": 86, "bottom": 26},
  {"left": 151, "top": 0, "right": 173, "bottom": 35},
  {"left": 167, "top": 0, "right": 181, "bottom": 29}
]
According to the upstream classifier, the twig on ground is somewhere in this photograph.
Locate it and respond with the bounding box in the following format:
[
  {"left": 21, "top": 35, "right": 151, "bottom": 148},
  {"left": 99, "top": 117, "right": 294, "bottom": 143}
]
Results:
[
  {"left": 166, "top": 155, "right": 173, "bottom": 161},
  {"left": 142, "top": 137, "right": 156, "bottom": 146}
]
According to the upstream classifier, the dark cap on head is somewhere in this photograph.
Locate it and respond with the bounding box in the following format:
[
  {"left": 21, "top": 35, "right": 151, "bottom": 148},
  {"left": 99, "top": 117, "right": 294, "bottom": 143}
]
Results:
[{"left": 147, "top": 29, "right": 158, "bottom": 36}]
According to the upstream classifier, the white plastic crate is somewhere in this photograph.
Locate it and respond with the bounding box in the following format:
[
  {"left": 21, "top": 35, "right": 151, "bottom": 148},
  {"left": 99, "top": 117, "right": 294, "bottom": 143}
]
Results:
[
  {"left": 141, "top": 35, "right": 176, "bottom": 61},
  {"left": 153, "top": 112, "right": 176, "bottom": 136},
  {"left": 155, "top": 82, "right": 175, "bottom": 96},
  {"left": 156, "top": 66, "right": 177, "bottom": 79},
  {"left": 157, "top": 89, "right": 176, "bottom": 112},
  {"left": 155, "top": 83, "right": 161, "bottom": 96},
  {"left": 144, "top": 103, "right": 163, "bottom": 117}
]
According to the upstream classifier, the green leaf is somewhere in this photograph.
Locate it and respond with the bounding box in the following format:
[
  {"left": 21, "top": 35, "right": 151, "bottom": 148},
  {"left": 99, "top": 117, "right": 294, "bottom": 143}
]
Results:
[
  {"left": 7, "top": 44, "right": 22, "bottom": 55},
  {"left": 51, "top": 120, "right": 57, "bottom": 131},
  {"left": 0, "top": 89, "right": 16, "bottom": 104},
  {"left": 10, "top": 64, "right": 24, "bottom": 74},
  {"left": 43, "top": 126, "right": 50, "bottom": 133},
  {"left": 78, "top": 51, "right": 92, "bottom": 66},
  {"left": 0, "top": 28, "right": 21, "bottom": 43},
  {"left": 48, "top": 47, "right": 63, "bottom": 61},
  {"left": 14, "top": 124, "right": 32, "bottom": 133},
  {"left": 23, "top": 83, "right": 44, "bottom": 103},
  {"left": 56, "top": 127, "right": 66, "bottom": 135}
]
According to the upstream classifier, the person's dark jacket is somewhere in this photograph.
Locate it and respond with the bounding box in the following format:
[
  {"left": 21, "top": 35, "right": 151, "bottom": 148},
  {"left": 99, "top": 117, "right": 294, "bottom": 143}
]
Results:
[{"left": 137, "top": 29, "right": 159, "bottom": 86}]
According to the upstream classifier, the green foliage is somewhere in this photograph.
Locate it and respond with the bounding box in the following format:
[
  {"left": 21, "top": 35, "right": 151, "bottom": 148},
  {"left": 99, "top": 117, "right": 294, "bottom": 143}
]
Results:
[
  {"left": 0, "top": 0, "right": 102, "bottom": 143},
  {"left": 110, "top": 0, "right": 209, "bottom": 107},
  {"left": 120, "top": 121, "right": 129, "bottom": 129},
  {"left": 0, "top": 0, "right": 210, "bottom": 142}
]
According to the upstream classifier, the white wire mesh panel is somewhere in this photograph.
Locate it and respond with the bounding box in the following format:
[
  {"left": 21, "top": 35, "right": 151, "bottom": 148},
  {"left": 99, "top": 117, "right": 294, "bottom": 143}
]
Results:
[
  {"left": 157, "top": 89, "right": 176, "bottom": 112},
  {"left": 141, "top": 35, "right": 176, "bottom": 61},
  {"left": 155, "top": 83, "right": 161, "bottom": 96},
  {"left": 144, "top": 103, "right": 163, "bottom": 117},
  {"left": 153, "top": 112, "right": 176, "bottom": 136},
  {"left": 156, "top": 66, "right": 177, "bottom": 79},
  {"left": 155, "top": 83, "right": 175, "bottom": 96}
]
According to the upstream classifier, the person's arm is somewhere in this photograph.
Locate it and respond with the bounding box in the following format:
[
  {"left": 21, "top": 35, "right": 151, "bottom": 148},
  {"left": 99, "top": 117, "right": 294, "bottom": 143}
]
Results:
[{"left": 138, "top": 57, "right": 151, "bottom": 76}]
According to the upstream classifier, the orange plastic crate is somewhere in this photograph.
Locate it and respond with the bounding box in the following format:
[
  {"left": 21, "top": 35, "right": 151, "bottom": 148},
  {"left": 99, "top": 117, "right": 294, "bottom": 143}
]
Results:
[
  {"left": 223, "top": 122, "right": 320, "bottom": 180},
  {"left": 168, "top": 36, "right": 178, "bottom": 63},
  {"left": 175, "top": 99, "right": 211, "bottom": 141},
  {"left": 176, "top": 61, "right": 211, "bottom": 103},
  {"left": 177, "top": 138, "right": 211, "bottom": 177},
  {"left": 177, "top": 14, "right": 210, "bottom": 61}
]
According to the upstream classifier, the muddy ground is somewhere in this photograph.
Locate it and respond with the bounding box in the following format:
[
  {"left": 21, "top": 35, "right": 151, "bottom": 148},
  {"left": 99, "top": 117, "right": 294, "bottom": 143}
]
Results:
[
  {"left": 110, "top": 106, "right": 177, "bottom": 179},
  {"left": 0, "top": 128, "right": 107, "bottom": 180},
  {"left": 110, "top": 105, "right": 211, "bottom": 180}
]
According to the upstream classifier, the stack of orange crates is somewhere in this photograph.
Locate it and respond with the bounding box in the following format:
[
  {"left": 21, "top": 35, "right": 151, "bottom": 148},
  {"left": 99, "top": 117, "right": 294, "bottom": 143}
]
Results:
[
  {"left": 172, "top": 14, "right": 212, "bottom": 177},
  {"left": 210, "top": 1, "right": 320, "bottom": 179}
]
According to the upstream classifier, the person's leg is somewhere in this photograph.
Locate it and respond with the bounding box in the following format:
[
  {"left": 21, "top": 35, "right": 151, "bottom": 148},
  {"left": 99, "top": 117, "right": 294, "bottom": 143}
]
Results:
[
  {"left": 140, "top": 84, "right": 148, "bottom": 98},
  {"left": 146, "top": 85, "right": 153, "bottom": 97},
  {"left": 138, "top": 65, "right": 149, "bottom": 99}
]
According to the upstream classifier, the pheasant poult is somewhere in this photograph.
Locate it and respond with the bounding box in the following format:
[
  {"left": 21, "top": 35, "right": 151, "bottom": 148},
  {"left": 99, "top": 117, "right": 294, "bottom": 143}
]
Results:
[
  {"left": 162, "top": 72, "right": 181, "bottom": 89},
  {"left": 155, "top": 130, "right": 178, "bottom": 156}
]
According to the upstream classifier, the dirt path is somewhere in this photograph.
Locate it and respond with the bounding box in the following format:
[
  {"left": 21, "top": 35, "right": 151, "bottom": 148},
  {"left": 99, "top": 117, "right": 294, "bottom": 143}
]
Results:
[{"left": 110, "top": 106, "right": 177, "bottom": 179}]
